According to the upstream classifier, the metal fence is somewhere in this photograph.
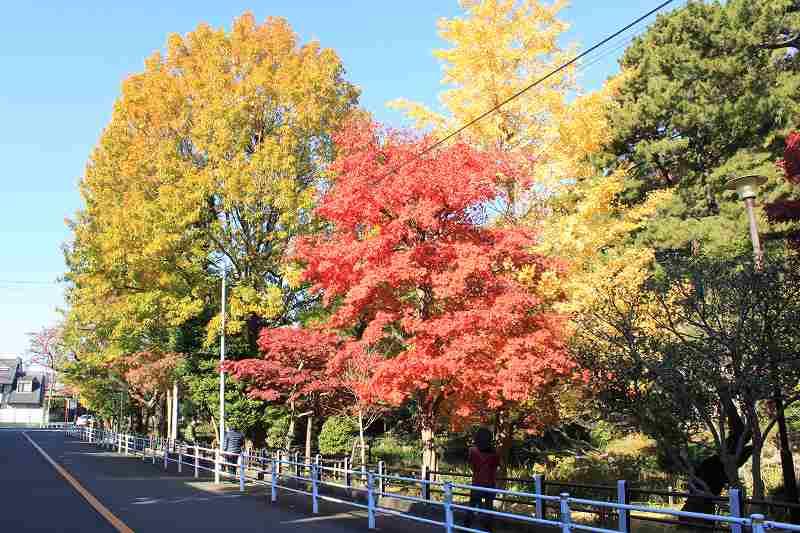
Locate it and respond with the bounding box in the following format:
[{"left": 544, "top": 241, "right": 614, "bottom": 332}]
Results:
[{"left": 66, "top": 426, "right": 800, "bottom": 533}]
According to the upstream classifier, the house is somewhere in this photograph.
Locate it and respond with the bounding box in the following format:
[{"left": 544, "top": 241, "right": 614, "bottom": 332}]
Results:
[{"left": 0, "top": 357, "right": 46, "bottom": 425}]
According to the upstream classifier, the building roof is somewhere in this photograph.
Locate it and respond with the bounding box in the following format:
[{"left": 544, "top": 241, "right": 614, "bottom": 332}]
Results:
[{"left": 0, "top": 358, "right": 20, "bottom": 385}]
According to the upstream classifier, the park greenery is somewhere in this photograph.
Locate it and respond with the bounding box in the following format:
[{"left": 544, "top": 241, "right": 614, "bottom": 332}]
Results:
[{"left": 45, "top": 0, "right": 800, "bottom": 517}]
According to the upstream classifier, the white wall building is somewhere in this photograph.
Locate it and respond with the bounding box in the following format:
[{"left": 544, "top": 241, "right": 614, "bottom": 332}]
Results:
[{"left": 0, "top": 357, "right": 46, "bottom": 425}]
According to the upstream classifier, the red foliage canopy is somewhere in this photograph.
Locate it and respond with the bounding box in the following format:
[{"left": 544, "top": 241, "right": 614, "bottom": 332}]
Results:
[
  {"left": 112, "top": 351, "right": 183, "bottom": 405},
  {"left": 766, "top": 132, "right": 800, "bottom": 246},
  {"left": 224, "top": 327, "right": 338, "bottom": 404},
  {"left": 778, "top": 131, "right": 800, "bottom": 186},
  {"left": 287, "top": 120, "right": 575, "bottom": 432}
]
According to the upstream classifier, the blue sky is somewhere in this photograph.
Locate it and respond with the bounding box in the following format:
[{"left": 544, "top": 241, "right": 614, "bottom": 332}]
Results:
[{"left": 0, "top": 1, "right": 683, "bottom": 356}]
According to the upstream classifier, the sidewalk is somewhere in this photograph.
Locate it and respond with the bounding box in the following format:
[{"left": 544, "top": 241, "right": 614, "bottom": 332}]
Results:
[{"left": 31, "top": 431, "right": 498, "bottom": 533}]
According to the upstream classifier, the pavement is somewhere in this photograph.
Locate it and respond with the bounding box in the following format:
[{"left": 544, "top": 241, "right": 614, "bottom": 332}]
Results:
[
  {"left": 0, "top": 429, "right": 116, "bottom": 533},
  {"left": 0, "top": 429, "right": 471, "bottom": 533}
]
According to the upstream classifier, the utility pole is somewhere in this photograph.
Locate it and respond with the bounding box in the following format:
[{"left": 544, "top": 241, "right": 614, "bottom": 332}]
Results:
[{"left": 219, "top": 266, "right": 226, "bottom": 450}]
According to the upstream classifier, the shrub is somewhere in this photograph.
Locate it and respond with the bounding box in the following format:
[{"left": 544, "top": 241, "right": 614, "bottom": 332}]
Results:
[
  {"left": 372, "top": 433, "right": 421, "bottom": 466},
  {"left": 318, "top": 416, "right": 358, "bottom": 456},
  {"left": 590, "top": 421, "right": 617, "bottom": 449}
]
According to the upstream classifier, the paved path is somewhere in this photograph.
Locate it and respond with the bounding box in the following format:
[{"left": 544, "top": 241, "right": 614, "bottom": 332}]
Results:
[
  {"left": 0, "top": 429, "right": 116, "bottom": 533},
  {"left": 1, "top": 430, "right": 454, "bottom": 533}
]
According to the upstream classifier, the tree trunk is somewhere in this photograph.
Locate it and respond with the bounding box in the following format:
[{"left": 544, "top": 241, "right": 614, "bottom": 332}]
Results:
[
  {"left": 305, "top": 414, "right": 313, "bottom": 463},
  {"left": 495, "top": 424, "right": 515, "bottom": 490},
  {"left": 358, "top": 409, "right": 367, "bottom": 468},
  {"left": 285, "top": 406, "right": 296, "bottom": 451},
  {"left": 774, "top": 394, "right": 800, "bottom": 521},
  {"left": 133, "top": 406, "right": 144, "bottom": 434},
  {"left": 421, "top": 424, "right": 438, "bottom": 475}
]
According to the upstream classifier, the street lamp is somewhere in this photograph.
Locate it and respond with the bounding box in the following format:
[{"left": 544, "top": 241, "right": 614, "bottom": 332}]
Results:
[
  {"left": 724, "top": 174, "right": 767, "bottom": 270},
  {"left": 725, "top": 173, "right": 799, "bottom": 514}
]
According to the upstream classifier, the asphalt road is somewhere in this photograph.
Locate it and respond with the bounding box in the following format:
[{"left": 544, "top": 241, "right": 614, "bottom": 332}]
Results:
[
  {"left": 0, "top": 429, "right": 116, "bottom": 533},
  {"left": 0, "top": 429, "right": 446, "bottom": 533}
]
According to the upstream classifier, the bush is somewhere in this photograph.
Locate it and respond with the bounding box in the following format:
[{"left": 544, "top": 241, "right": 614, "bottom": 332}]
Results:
[
  {"left": 590, "top": 421, "right": 617, "bottom": 449},
  {"left": 372, "top": 433, "right": 421, "bottom": 466},
  {"left": 318, "top": 416, "right": 357, "bottom": 456}
]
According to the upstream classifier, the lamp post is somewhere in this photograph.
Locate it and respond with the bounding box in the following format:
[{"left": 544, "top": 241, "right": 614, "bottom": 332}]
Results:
[
  {"left": 724, "top": 175, "right": 767, "bottom": 270},
  {"left": 219, "top": 266, "right": 227, "bottom": 451},
  {"left": 724, "top": 174, "right": 799, "bottom": 515}
]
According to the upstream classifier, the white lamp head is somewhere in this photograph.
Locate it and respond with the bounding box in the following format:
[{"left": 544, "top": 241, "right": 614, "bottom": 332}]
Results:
[{"left": 724, "top": 175, "right": 767, "bottom": 200}]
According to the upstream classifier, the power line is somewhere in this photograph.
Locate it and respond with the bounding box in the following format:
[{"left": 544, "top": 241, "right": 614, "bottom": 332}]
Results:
[
  {"left": 378, "top": 0, "right": 675, "bottom": 179},
  {"left": 0, "top": 279, "right": 61, "bottom": 285}
]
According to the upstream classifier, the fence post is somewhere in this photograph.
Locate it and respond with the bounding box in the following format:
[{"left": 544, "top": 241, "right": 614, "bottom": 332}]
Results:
[
  {"left": 152, "top": 438, "right": 156, "bottom": 465},
  {"left": 750, "top": 514, "right": 765, "bottom": 533},
  {"left": 378, "top": 461, "right": 385, "bottom": 500},
  {"left": 311, "top": 464, "right": 319, "bottom": 514},
  {"left": 271, "top": 459, "right": 278, "bottom": 503},
  {"left": 668, "top": 485, "right": 674, "bottom": 507},
  {"left": 117, "top": 433, "right": 123, "bottom": 453},
  {"left": 214, "top": 449, "right": 220, "bottom": 484},
  {"left": 617, "top": 480, "right": 629, "bottom": 533},
  {"left": 315, "top": 454, "right": 322, "bottom": 483},
  {"left": 534, "top": 474, "right": 544, "bottom": 519},
  {"left": 729, "top": 488, "right": 743, "bottom": 533},
  {"left": 194, "top": 445, "right": 199, "bottom": 478},
  {"left": 344, "top": 457, "right": 351, "bottom": 488},
  {"left": 422, "top": 465, "right": 431, "bottom": 501},
  {"left": 163, "top": 441, "right": 168, "bottom": 470},
  {"left": 443, "top": 482, "right": 454, "bottom": 533},
  {"left": 367, "top": 472, "right": 376, "bottom": 530},
  {"left": 178, "top": 445, "right": 183, "bottom": 473},
  {"left": 559, "top": 493, "right": 571, "bottom": 533},
  {"left": 239, "top": 453, "right": 245, "bottom": 492},
  {"left": 125, "top": 434, "right": 129, "bottom": 455},
  {"left": 295, "top": 451, "right": 300, "bottom": 477}
]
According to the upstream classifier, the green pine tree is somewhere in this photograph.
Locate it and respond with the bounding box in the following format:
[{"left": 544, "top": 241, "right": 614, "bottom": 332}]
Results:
[{"left": 602, "top": 0, "right": 800, "bottom": 255}]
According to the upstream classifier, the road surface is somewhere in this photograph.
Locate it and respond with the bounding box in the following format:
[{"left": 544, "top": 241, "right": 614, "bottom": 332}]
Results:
[
  {"left": 0, "top": 429, "right": 449, "bottom": 533},
  {"left": 0, "top": 429, "right": 116, "bottom": 532}
]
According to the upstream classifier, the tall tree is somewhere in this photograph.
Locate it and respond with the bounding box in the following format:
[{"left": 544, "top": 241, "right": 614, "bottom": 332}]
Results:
[
  {"left": 388, "top": 0, "right": 659, "bottom": 468},
  {"left": 65, "top": 13, "right": 359, "bottom": 361},
  {"left": 602, "top": 0, "right": 800, "bottom": 255},
  {"left": 389, "top": 0, "right": 610, "bottom": 221},
  {"left": 280, "top": 120, "right": 575, "bottom": 472},
  {"left": 574, "top": 251, "right": 800, "bottom": 505},
  {"left": 225, "top": 327, "right": 340, "bottom": 456},
  {"left": 63, "top": 14, "right": 359, "bottom": 438}
]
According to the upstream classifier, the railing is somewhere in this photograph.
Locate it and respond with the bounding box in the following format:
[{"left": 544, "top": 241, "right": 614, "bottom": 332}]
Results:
[
  {"left": 66, "top": 426, "right": 800, "bottom": 533},
  {"left": 40, "top": 422, "right": 75, "bottom": 429}
]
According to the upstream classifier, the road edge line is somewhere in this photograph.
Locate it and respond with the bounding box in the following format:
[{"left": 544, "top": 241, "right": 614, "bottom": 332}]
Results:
[{"left": 23, "top": 432, "right": 135, "bottom": 533}]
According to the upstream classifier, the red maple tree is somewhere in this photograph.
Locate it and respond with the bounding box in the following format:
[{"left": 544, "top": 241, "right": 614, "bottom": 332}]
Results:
[
  {"left": 290, "top": 120, "right": 575, "bottom": 471},
  {"left": 224, "top": 327, "right": 341, "bottom": 456},
  {"left": 766, "top": 131, "right": 800, "bottom": 247}
]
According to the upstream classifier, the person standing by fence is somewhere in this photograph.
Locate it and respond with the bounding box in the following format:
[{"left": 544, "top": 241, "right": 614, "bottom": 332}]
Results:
[
  {"left": 464, "top": 427, "right": 500, "bottom": 532},
  {"left": 223, "top": 424, "right": 244, "bottom": 475}
]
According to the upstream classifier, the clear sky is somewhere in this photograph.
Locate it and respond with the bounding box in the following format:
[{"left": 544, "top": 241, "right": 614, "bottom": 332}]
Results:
[{"left": 0, "top": 1, "right": 684, "bottom": 356}]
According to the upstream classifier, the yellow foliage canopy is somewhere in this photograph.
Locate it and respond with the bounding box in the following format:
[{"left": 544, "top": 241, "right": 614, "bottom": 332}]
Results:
[{"left": 66, "top": 13, "right": 359, "bottom": 353}]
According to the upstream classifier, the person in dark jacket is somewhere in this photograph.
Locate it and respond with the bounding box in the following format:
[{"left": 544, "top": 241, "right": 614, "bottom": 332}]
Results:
[
  {"left": 223, "top": 426, "right": 244, "bottom": 475},
  {"left": 464, "top": 427, "right": 500, "bottom": 532}
]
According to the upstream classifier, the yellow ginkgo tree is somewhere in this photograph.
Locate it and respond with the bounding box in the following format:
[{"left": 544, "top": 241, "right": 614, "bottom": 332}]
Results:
[
  {"left": 389, "top": 0, "right": 672, "bottom": 461},
  {"left": 66, "top": 13, "right": 359, "bottom": 358}
]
